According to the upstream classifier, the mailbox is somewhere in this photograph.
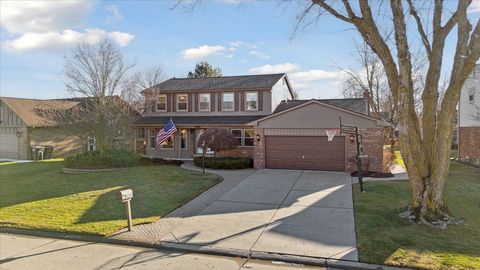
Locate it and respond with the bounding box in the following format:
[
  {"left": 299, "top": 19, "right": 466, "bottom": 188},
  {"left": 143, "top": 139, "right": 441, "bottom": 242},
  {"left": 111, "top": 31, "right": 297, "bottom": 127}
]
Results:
[{"left": 117, "top": 189, "right": 133, "bottom": 202}]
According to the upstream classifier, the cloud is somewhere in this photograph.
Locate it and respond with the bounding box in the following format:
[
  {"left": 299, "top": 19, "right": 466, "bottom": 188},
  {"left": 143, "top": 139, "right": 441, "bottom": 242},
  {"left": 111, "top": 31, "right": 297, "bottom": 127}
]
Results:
[
  {"left": 249, "top": 63, "right": 300, "bottom": 74},
  {"left": 182, "top": 45, "right": 225, "bottom": 60},
  {"left": 105, "top": 5, "right": 124, "bottom": 24},
  {"left": 249, "top": 50, "right": 271, "bottom": 59},
  {"left": 469, "top": 1, "right": 480, "bottom": 13},
  {"left": 0, "top": 0, "right": 134, "bottom": 52},
  {"left": 0, "top": 1, "right": 93, "bottom": 33},
  {"left": 229, "top": 41, "right": 257, "bottom": 49},
  {"left": 225, "top": 54, "right": 235, "bottom": 58},
  {"left": 4, "top": 29, "right": 134, "bottom": 52},
  {"left": 290, "top": 69, "right": 346, "bottom": 81}
]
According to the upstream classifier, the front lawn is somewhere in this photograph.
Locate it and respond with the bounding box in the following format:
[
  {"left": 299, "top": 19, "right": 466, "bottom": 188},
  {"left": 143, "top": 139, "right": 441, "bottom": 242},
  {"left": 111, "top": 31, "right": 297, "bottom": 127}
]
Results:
[
  {"left": 0, "top": 160, "right": 221, "bottom": 236},
  {"left": 354, "top": 163, "right": 480, "bottom": 269}
]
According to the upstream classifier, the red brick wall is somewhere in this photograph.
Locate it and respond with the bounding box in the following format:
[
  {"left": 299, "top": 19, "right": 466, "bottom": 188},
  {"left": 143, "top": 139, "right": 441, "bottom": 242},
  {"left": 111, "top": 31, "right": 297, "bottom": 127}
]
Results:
[
  {"left": 459, "top": 127, "right": 480, "bottom": 166},
  {"left": 217, "top": 147, "right": 253, "bottom": 158}
]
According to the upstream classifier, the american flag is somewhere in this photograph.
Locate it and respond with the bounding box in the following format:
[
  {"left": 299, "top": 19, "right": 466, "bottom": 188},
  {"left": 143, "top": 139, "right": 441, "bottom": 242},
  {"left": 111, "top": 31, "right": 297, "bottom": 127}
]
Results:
[{"left": 156, "top": 119, "right": 177, "bottom": 146}]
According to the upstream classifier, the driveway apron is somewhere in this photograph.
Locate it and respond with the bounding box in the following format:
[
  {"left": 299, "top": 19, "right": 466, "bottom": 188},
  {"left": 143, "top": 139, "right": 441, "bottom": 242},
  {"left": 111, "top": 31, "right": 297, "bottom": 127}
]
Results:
[{"left": 161, "top": 169, "right": 358, "bottom": 261}]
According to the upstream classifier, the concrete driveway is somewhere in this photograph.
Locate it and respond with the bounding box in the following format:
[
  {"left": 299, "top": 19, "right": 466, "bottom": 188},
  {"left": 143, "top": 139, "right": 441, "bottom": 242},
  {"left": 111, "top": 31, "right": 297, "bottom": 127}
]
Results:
[{"left": 162, "top": 169, "right": 358, "bottom": 261}]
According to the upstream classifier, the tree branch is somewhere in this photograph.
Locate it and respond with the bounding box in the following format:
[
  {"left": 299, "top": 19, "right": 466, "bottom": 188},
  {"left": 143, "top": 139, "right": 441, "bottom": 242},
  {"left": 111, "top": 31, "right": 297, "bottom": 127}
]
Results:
[
  {"left": 312, "top": 0, "right": 353, "bottom": 23},
  {"left": 406, "top": 0, "right": 431, "bottom": 56}
]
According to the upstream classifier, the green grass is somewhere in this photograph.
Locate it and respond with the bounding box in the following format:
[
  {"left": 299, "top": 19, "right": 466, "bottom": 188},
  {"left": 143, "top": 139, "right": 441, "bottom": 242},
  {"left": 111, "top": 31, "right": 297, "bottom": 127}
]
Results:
[
  {"left": 0, "top": 160, "right": 221, "bottom": 236},
  {"left": 394, "top": 150, "right": 406, "bottom": 170},
  {"left": 353, "top": 162, "right": 480, "bottom": 270}
]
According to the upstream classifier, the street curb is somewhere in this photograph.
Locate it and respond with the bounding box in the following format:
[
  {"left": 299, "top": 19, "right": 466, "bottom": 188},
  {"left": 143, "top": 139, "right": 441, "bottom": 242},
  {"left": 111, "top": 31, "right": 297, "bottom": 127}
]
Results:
[{"left": 0, "top": 228, "right": 413, "bottom": 270}]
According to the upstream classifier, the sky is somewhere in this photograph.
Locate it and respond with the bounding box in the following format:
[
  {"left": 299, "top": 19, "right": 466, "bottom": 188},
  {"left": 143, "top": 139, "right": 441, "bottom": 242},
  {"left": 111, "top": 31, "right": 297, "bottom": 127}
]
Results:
[{"left": 1, "top": 0, "right": 479, "bottom": 100}]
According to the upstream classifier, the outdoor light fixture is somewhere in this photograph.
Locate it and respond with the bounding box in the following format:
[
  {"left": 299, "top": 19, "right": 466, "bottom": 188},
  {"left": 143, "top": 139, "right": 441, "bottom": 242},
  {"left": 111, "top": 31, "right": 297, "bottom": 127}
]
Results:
[
  {"left": 256, "top": 134, "right": 261, "bottom": 142},
  {"left": 349, "top": 134, "right": 355, "bottom": 143},
  {"left": 15, "top": 130, "right": 21, "bottom": 137}
]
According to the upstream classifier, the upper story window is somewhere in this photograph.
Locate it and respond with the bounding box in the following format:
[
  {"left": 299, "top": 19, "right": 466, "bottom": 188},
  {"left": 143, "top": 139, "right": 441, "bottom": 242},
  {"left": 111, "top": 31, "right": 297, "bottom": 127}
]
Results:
[
  {"left": 246, "top": 92, "right": 258, "bottom": 111},
  {"left": 222, "top": 93, "right": 234, "bottom": 111},
  {"left": 157, "top": 95, "right": 166, "bottom": 111},
  {"left": 177, "top": 94, "right": 188, "bottom": 111},
  {"left": 199, "top": 93, "right": 210, "bottom": 111},
  {"left": 468, "top": 87, "right": 475, "bottom": 104}
]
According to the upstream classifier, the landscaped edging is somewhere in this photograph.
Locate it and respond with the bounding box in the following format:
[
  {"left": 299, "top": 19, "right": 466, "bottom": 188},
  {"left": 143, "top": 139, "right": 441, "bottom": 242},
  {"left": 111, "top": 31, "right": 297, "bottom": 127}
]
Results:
[
  {"left": 62, "top": 167, "right": 128, "bottom": 173},
  {"left": 0, "top": 227, "right": 414, "bottom": 270}
]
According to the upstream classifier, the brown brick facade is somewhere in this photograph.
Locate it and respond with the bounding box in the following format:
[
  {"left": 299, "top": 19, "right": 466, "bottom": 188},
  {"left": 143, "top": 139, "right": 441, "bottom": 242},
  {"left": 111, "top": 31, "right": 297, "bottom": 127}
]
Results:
[
  {"left": 458, "top": 127, "right": 480, "bottom": 166},
  {"left": 253, "top": 126, "right": 265, "bottom": 169},
  {"left": 217, "top": 147, "right": 253, "bottom": 158}
]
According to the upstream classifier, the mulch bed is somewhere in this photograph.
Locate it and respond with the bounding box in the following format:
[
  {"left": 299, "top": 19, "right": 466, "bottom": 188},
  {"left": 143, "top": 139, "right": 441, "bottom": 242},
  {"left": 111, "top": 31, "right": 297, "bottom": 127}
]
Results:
[{"left": 139, "top": 157, "right": 183, "bottom": 166}]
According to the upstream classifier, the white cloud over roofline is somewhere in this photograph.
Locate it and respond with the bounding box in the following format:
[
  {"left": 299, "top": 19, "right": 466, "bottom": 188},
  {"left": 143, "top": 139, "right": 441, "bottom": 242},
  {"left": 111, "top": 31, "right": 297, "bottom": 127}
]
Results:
[
  {"left": 0, "top": 1, "right": 134, "bottom": 52},
  {"left": 249, "top": 63, "right": 300, "bottom": 74},
  {"left": 182, "top": 45, "right": 226, "bottom": 60}
]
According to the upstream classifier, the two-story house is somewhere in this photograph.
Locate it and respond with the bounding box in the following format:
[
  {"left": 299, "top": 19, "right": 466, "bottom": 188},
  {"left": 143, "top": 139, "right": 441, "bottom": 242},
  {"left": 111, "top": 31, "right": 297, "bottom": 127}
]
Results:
[
  {"left": 133, "top": 74, "right": 294, "bottom": 159},
  {"left": 458, "top": 65, "right": 480, "bottom": 165},
  {"left": 134, "top": 73, "right": 388, "bottom": 173}
]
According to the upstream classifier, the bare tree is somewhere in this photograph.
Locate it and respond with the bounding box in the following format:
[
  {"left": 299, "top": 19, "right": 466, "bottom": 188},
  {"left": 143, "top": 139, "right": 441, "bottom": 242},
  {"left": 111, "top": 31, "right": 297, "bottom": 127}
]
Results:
[
  {"left": 123, "top": 66, "right": 166, "bottom": 113},
  {"left": 64, "top": 39, "right": 135, "bottom": 151},
  {"left": 304, "top": 0, "right": 480, "bottom": 227}
]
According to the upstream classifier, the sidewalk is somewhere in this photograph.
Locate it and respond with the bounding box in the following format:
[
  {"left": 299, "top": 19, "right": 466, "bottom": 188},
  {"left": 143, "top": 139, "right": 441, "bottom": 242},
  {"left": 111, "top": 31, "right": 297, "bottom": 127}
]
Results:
[{"left": 0, "top": 233, "right": 326, "bottom": 270}]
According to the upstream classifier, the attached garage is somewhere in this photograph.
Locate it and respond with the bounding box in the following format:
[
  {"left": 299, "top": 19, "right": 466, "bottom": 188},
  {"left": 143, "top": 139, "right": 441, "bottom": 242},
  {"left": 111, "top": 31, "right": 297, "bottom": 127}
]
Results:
[
  {"left": 265, "top": 136, "right": 345, "bottom": 171},
  {"left": 249, "top": 99, "right": 387, "bottom": 172},
  {"left": 0, "top": 131, "right": 20, "bottom": 159}
]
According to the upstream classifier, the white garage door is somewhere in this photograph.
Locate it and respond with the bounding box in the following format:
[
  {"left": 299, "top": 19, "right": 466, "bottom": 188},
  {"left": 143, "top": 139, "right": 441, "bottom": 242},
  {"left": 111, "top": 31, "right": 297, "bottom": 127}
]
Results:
[{"left": 0, "top": 132, "right": 19, "bottom": 159}]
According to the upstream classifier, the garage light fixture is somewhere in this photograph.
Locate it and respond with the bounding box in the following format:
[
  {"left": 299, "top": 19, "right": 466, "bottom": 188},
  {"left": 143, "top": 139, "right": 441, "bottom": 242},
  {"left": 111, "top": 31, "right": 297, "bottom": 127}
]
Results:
[
  {"left": 15, "top": 130, "right": 21, "bottom": 137},
  {"left": 256, "top": 133, "right": 261, "bottom": 142},
  {"left": 349, "top": 134, "right": 355, "bottom": 143}
]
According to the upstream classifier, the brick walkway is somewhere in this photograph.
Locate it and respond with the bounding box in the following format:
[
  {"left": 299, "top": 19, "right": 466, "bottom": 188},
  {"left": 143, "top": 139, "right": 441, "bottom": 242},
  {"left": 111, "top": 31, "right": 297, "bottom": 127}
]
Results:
[{"left": 112, "top": 162, "right": 254, "bottom": 241}]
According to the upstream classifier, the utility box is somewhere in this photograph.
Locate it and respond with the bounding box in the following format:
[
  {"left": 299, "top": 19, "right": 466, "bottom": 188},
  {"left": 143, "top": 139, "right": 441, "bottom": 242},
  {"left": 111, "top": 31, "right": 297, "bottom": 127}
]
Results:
[{"left": 117, "top": 189, "right": 133, "bottom": 202}]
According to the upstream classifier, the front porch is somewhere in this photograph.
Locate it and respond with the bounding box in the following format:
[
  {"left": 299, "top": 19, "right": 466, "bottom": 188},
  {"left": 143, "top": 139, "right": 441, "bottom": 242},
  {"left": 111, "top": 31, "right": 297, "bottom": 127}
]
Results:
[{"left": 135, "top": 127, "right": 254, "bottom": 160}]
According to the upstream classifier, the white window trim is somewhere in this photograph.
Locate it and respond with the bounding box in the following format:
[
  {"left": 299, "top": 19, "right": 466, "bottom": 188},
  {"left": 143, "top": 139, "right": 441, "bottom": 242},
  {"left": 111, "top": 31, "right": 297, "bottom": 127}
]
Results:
[
  {"left": 156, "top": 94, "right": 167, "bottom": 112},
  {"left": 231, "top": 129, "right": 243, "bottom": 147},
  {"left": 199, "top": 93, "right": 211, "bottom": 111},
  {"left": 245, "top": 92, "right": 258, "bottom": 111},
  {"left": 222, "top": 92, "right": 235, "bottom": 111},
  {"left": 177, "top": 94, "right": 188, "bottom": 111}
]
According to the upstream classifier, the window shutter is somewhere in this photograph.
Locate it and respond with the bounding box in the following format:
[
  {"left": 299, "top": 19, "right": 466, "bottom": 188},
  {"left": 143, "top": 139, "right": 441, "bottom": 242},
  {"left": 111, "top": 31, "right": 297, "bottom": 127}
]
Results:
[
  {"left": 172, "top": 94, "right": 176, "bottom": 112},
  {"left": 211, "top": 93, "right": 215, "bottom": 111},
  {"left": 234, "top": 92, "right": 239, "bottom": 111},
  {"left": 167, "top": 94, "right": 172, "bottom": 112},
  {"left": 195, "top": 93, "right": 199, "bottom": 112},
  {"left": 188, "top": 93, "right": 193, "bottom": 112},
  {"left": 258, "top": 91, "right": 263, "bottom": 111},
  {"left": 240, "top": 92, "right": 245, "bottom": 111},
  {"left": 218, "top": 93, "right": 222, "bottom": 112}
]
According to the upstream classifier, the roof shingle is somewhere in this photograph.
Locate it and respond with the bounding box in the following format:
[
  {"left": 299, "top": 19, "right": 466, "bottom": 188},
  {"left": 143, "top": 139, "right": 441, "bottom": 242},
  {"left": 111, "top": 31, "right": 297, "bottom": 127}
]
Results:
[
  {"left": 273, "top": 98, "right": 367, "bottom": 115},
  {"left": 143, "top": 74, "right": 286, "bottom": 92},
  {"left": 134, "top": 115, "right": 265, "bottom": 126}
]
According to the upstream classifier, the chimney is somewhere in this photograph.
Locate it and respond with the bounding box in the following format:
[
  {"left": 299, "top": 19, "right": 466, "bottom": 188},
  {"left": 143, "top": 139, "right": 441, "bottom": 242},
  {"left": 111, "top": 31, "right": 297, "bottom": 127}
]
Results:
[{"left": 363, "top": 90, "right": 371, "bottom": 116}]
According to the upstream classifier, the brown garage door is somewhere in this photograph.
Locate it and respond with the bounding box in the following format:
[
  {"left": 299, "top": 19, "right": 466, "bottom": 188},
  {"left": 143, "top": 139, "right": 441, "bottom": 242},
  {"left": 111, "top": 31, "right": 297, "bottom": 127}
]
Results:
[{"left": 265, "top": 136, "right": 345, "bottom": 171}]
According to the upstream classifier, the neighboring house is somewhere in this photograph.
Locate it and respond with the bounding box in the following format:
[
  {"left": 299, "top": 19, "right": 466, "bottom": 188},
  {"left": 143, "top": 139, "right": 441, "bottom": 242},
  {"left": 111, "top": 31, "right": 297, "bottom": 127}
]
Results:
[
  {"left": 135, "top": 73, "right": 387, "bottom": 172},
  {"left": 458, "top": 65, "right": 480, "bottom": 165},
  {"left": 0, "top": 96, "right": 138, "bottom": 159}
]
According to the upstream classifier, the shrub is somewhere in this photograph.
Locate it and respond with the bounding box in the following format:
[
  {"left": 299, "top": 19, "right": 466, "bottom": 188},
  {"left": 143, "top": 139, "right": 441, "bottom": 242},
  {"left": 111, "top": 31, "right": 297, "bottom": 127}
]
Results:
[
  {"left": 65, "top": 149, "right": 140, "bottom": 169},
  {"left": 193, "top": 156, "right": 252, "bottom": 169},
  {"left": 197, "top": 128, "right": 237, "bottom": 155},
  {"left": 383, "top": 149, "right": 395, "bottom": 172}
]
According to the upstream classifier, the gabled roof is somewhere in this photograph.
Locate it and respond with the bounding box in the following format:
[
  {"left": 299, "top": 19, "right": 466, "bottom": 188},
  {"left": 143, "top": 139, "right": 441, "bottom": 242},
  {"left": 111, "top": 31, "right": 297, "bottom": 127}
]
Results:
[
  {"left": 249, "top": 99, "right": 387, "bottom": 126},
  {"left": 1, "top": 96, "right": 138, "bottom": 128},
  {"left": 274, "top": 98, "right": 367, "bottom": 115},
  {"left": 1, "top": 97, "right": 80, "bottom": 127},
  {"left": 142, "top": 73, "right": 288, "bottom": 93}
]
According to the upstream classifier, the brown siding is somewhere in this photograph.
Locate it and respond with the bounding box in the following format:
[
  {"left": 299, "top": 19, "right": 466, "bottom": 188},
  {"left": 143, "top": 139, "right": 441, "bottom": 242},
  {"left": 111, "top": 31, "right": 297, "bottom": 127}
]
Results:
[{"left": 172, "top": 94, "right": 176, "bottom": 112}]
